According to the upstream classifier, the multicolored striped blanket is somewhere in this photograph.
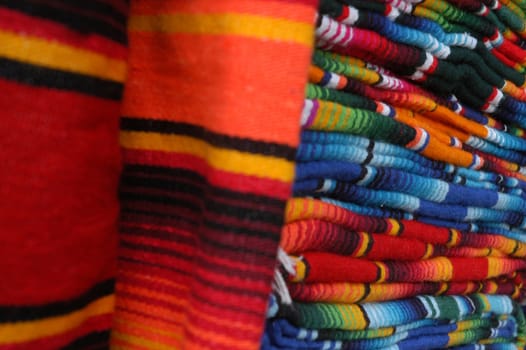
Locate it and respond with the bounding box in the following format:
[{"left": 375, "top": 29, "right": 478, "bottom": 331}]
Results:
[{"left": 0, "top": 0, "right": 525, "bottom": 349}]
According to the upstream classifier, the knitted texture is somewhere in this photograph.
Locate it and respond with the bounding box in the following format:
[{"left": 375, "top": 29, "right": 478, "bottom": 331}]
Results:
[
  {"left": 0, "top": 1, "right": 128, "bottom": 349},
  {"left": 111, "top": 1, "right": 318, "bottom": 349}
]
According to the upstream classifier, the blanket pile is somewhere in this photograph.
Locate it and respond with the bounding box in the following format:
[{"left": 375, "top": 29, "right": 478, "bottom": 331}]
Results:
[{"left": 265, "top": 0, "right": 526, "bottom": 348}]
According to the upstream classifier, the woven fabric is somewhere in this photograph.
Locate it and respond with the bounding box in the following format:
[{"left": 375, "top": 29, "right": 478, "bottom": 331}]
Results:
[
  {"left": 111, "top": 1, "right": 318, "bottom": 349},
  {"left": 265, "top": 0, "right": 526, "bottom": 349},
  {"left": 2, "top": 0, "right": 526, "bottom": 349},
  {"left": 0, "top": 0, "right": 318, "bottom": 349},
  {"left": 0, "top": 1, "right": 128, "bottom": 349}
]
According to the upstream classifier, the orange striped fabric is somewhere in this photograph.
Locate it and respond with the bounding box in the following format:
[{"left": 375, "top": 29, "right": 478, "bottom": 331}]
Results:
[{"left": 112, "top": 1, "right": 318, "bottom": 349}]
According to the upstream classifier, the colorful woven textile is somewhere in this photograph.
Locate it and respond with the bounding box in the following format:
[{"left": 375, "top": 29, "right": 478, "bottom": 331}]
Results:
[
  {"left": 2, "top": 0, "right": 526, "bottom": 349},
  {"left": 265, "top": 0, "right": 526, "bottom": 349},
  {"left": 0, "top": 1, "right": 127, "bottom": 349},
  {"left": 112, "top": 1, "right": 317, "bottom": 349},
  {"left": 0, "top": 0, "right": 318, "bottom": 349}
]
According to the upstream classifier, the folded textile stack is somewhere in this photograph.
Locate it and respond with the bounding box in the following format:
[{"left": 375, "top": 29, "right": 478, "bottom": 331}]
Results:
[{"left": 265, "top": 0, "right": 526, "bottom": 348}]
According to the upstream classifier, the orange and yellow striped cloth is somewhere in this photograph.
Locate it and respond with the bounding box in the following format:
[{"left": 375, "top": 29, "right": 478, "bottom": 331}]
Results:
[{"left": 114, "top": 1, "right": 317, "bottom": 349}]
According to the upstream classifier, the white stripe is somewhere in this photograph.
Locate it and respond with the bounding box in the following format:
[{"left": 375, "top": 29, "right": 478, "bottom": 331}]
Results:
[
  {"left": 428, "top": 181, "right": 449, "bottom": 202},
  {"left": 318, "top": 179, "right": 333, "bottom": 193},
  {"left": 464, "top": 35, "right": 478, "bottom": 49},
  {"left": 407, "top": 129, "right": 428, "bottom": 151},
  {"left": 409, "top": 70, "right": 424, "bottom": 80},
  {"left": 386, "top": 7, "right": 401, "bottom": 20},
  {"left": 419, "top": 52, "right": 434, "bottom": 71},
  {"left": 301, "top": 99, "right": 314, "bottom": 126},
  {"left": 327, "top": 73, "right": 341, "bottom": 89},
  {"left": 341, "top": 6, "right": 359, "bottom": 26},
  {"left": 332, "top": 23, "right": 348, "bottom": 45},
  {"left": 489, "top": 89, "right": 504, "bottom": 106}
]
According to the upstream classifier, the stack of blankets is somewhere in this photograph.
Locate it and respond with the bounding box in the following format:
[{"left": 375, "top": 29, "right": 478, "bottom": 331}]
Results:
[{"left": 264, "top": 0, "right": 526, "bottom": 349}]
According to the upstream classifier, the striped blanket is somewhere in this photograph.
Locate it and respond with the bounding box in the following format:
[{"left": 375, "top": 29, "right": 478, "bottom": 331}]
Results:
[{"left": 0, "top": 0, "right": 525, "bottom": 349}]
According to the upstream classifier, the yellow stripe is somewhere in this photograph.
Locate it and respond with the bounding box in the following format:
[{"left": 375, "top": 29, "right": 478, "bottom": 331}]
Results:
[
  {"left": 0, "top": 295, "right": 114, "bottom": 344},
  {"left": 374, "top": 262, "right": 388, "bottom": 283},
  {"left": 355, "top": 233, "right": 370, "bottom": 257},
  {"left": 422, "top": 243, "right": 434, "bottom": 259},
  {"left": 447, "top": 229, "right": 460, "bottom": 247},
  {"left": 437, "top": 282, "right": 448, "bottom": 295},
  {"left": 446, "top": 330, "right": 465, "bottom": 346},
  {"left": 120, "top": 131, "right": 295, "bottom": 182},
  {"left": 487, "top": 257, "right": 501, "bottom": 278},
  {"left": 112, "top": 331, "right": 175, "bottom": 350},
  {"left": 128, "top": 13, "right": 314, "bottom": 46},
  {"left": 387, "top": 219, "right": 401, "bottom": 236},
  {"left": 291, "top": 256, "right": 306, "bottom": 282},
  {"left": 0, "top": 30, "right": 126, "bottom": 82}
]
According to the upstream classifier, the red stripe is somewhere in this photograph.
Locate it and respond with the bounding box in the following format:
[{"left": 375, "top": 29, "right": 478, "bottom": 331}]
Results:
[
  {"left": 118, "top": 247, "right": 195, "bottom": 273},
  {"left": 451, "top": 258, "right": 489, "bottom": 281},
  {"left": 425, "top": 56, "right": 439, "bottom": 74},
  {"left": 117, "top": 260, "right": 192, "bottom": 289},
  {"left": 336, "top": 5, "right": 349, "bottom": 22},
  {"left": 491, "top": 48, "right": 518, "bottom": 68},
  {"left": 485, "top": 87, "right": 499, "bottom": 104},
  {"left": 496, "top": 40, "right": 526, "bottom": 64},
  {"left": 120, "top": 234, "right": 276, "bottom": 282}
]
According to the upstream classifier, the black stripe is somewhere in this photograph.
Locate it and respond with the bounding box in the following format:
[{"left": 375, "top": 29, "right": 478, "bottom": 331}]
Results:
[
  {"left": 61, "top": 331, "right": 110, "bottom": 350},
  {"left": 120, "top": 191, "right": 285, "bottom": 227},
  {"left": 0, "top": 0, "right": 127, "bottom": 43},
  {"left": 121, "top": 117, "right": 297, "bottom": 161},
  {"left": 123, "top": 164, "right": 205, "bottom": 181},
  {"left": 510, "top": 240, "right": 520, "bottom": 256},
  {"left": 368, "top": 166, "right": 384, "bottom": 189},
  {"left": 0, "top": 58, "right": 123, "bottom": 100},
  {"left": 122, "top": 206, "right": 281, "bottom": 242},
  {"left": 363, "top": 233, "right": 375, "bottom": 256},
  {"left": 302, "top": 257, "right": 311, "bottom": 281},
  {"left": 0, "top": 279, "right": 114, "bottom": 323},
  {"left": 355, "top": 165, "right": 368, "bottom": 184},
  {"left": 120, "top": 209, "right": 200, "bottom": 227},
  {"left": 122, "top": 223, "right": 277, "bottom": 257},
  {"left": 206, "top": 198, "right": 284, "bottom": 226},
  {"left": 397, "top": 220, "right": 405, "bottom": 235},
  {"left": 51, "top": 0, "right": 128, "bottom": 26},
  {"left": 356, "top": 304, "right": 370, "bottom": 328},
  {"left": 363, "top": 140, "right": 375, "bottom": 165},
  {"left": 120, "top": 191, "right": 202, "bottom": 213},
  {"left": 204, "top": 218, "right": 281, "bottom": 244},
  {"left": 120, "top": 174, "right": 284, "bottom": 209},
  {"left": 356, "top": 283, "right": 371, "bottom": 303}
]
